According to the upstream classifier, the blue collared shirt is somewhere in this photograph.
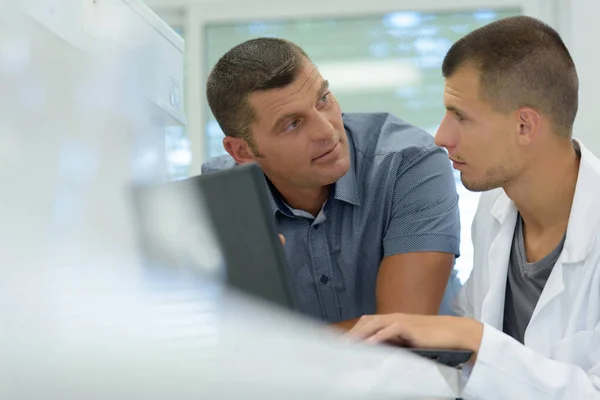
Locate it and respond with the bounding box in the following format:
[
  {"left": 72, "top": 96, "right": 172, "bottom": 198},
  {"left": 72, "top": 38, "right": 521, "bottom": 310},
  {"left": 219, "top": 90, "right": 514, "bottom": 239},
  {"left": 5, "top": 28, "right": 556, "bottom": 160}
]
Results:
[{"left": 202, "top": 113, "right": 461, "bottom": 322}]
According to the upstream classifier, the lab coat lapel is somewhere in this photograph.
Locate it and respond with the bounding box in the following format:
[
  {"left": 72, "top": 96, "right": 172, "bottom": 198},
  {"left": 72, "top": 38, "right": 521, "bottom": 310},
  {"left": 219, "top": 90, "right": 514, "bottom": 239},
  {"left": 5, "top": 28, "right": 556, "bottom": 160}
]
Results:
[
  {"left": 524, "top": 140, "right": 600, "bottom": 353},
  {"left": 524, "top": 259, "right": 565, "bottom": 354},
  {"left": 480, "top": 193, "right": 518, "bottom": 329}
]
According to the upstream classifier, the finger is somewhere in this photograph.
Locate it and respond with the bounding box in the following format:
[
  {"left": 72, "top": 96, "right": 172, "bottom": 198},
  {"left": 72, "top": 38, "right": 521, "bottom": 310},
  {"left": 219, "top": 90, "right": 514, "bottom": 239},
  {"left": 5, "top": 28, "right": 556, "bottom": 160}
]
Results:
[
  {"left": 366, "top": 322, "right": 415, "bottom": 346},
  {"left": 345, "top": 316, "right": 386, "bottom": 340},
  {"left": 278, "top": 234, "right": 285, "bottom": 246}
]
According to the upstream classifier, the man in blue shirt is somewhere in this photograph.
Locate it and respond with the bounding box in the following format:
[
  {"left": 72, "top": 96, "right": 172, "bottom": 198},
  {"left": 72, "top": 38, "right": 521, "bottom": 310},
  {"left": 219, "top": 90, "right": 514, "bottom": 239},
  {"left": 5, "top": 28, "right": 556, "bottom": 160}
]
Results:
[{"left": 202, "top": 37, "right": 461, "bottom": 330}]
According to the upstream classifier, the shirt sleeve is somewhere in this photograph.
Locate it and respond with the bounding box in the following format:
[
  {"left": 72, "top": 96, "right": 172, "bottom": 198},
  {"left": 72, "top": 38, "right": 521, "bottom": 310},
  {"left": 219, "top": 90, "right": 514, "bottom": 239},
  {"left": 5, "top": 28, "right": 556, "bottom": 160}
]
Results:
[{"left": 383, "top": 146, "right": 461, "bottom": 258}]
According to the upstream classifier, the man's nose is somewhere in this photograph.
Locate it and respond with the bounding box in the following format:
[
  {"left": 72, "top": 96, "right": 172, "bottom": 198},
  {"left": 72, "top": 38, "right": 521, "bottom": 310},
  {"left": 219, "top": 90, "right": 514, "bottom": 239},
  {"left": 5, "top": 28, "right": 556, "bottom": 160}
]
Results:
[
  {"left": 434, "top": 115, "right": 456, "bottom": 150},
  {"left": 309, "top": 112, "right": 335, "bottom": 142}
]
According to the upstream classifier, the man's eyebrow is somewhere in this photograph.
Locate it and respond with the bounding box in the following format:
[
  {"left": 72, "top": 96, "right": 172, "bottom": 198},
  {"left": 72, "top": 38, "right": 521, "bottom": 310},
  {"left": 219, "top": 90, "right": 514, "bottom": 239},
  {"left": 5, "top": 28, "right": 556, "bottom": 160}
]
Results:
[
  {"left": 446, "top": 105, "right": 463, "bottom": 114},
  {"left": 271, "top": 80, "right": 331, "bottom": 132},
  {"left": 316, "top": 80, "right": 330, "bottom": 100}
]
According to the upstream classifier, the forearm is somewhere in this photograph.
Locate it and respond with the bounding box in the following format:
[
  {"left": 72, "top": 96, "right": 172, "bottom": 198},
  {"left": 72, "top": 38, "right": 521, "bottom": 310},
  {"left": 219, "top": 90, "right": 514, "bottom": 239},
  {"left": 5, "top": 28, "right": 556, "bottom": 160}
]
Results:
[
  {"left": 377, "top": 291, "right": 446, "bottom": 315},
  {"left": 376, "top": 252, "right": 455, "bottom": 315},
  {"left": 453, "top": 317, "right": 484, "bottom": 361}
]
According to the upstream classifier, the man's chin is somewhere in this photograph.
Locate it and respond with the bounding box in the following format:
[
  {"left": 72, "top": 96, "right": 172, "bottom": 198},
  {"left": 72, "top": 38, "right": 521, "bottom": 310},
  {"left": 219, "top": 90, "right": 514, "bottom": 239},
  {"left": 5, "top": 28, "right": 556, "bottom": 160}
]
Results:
[
  {"left": 461, "top": 175, "right": 500, "bottom": 192},
  {"left": 320, "top": 158, "right": 351, "bottom": 184}
]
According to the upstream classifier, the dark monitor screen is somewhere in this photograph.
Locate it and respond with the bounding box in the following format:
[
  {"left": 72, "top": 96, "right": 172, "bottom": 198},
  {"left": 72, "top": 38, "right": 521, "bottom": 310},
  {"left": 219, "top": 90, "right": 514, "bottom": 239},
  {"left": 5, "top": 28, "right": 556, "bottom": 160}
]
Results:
[{"left": 131, "top": 163, "right": 298, "bottom": 312}]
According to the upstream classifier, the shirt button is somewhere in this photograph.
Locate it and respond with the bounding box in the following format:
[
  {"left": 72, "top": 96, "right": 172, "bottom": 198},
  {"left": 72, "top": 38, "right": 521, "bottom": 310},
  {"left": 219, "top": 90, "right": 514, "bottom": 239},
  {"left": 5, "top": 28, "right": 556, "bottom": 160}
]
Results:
[
  {"left": 313, "top": 224, "right": 320, "bottom": 230},
  {"left": 320, "top": 275, "right": 330, "bottom": 285}
]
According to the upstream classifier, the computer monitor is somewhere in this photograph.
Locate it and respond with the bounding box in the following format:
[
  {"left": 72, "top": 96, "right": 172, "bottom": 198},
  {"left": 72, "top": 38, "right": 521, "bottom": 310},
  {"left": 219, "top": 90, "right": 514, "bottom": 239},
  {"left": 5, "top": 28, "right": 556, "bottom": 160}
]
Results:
[{"left": 132, "top": 162, "right": 298, "bottom": 311}]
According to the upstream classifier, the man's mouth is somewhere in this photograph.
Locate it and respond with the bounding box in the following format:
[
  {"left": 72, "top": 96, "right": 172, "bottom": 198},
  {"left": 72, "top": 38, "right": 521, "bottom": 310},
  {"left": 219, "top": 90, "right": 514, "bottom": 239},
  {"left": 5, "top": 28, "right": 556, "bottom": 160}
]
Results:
[{"left": 313, "top": 142, "right": 341, "bottom": 162}]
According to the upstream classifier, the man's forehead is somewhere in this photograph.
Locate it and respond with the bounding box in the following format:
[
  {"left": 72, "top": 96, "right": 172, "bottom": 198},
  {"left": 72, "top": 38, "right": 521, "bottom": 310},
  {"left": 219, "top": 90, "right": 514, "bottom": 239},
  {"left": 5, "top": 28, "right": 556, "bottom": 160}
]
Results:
[
  {"left": 444, "top": 67, "right": 481, "bottom": 102},
  {"left": 297, "top": 62, "right": 321, "bottom": 86},
  {"left": 250, "top": 65, "right": 324, "bottom": 114}
]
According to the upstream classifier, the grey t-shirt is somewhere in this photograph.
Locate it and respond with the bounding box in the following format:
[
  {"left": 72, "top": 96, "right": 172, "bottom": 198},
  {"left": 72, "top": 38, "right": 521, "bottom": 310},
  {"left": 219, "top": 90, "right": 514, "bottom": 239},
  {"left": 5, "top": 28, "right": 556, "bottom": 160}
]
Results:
[{"left": 503, "top": 213, "right": 566, "bottom": 343}]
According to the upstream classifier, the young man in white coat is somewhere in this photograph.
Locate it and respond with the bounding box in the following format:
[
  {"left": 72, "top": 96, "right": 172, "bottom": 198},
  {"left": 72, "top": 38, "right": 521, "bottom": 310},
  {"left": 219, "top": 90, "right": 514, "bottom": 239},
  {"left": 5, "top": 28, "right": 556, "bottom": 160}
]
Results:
[{"left": 347, "top": 15, "right": 600, "bottom": 399}]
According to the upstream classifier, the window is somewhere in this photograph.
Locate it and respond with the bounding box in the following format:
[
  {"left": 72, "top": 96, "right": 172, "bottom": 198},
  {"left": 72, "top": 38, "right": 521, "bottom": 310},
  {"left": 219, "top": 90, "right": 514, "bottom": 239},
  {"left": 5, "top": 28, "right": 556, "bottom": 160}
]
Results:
[{"left": 203, "top": 8, "right": 521, "bottom": 283}]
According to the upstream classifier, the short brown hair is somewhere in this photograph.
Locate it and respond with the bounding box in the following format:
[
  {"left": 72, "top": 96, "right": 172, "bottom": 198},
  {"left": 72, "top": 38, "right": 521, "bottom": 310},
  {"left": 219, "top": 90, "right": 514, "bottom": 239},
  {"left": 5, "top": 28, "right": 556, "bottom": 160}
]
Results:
[
  {"left": 206, "top": 38, "right": 309, "bottom": 146},
  {"left": 442, "top": 16, "right": 578, "bottom": 137}
]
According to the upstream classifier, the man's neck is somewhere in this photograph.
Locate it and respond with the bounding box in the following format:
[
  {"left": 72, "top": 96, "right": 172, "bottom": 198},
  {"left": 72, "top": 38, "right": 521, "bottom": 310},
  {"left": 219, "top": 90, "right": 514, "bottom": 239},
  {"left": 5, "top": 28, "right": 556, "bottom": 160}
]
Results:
[
  {"left": 504, "top": 141, "right": 580, "bottom": 236},
  {"left": 272, "top": 182, "right": 331, "bottom": 217}
]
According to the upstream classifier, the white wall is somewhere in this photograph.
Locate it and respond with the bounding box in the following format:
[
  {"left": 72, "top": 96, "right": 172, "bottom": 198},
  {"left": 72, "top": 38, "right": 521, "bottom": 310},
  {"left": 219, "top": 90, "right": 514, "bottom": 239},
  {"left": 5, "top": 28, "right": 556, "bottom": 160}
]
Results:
[
  {"left": 144, "top": 0, "right": 600, "bottom": 170},
  {"left": 562, "top": 0, "right": 600, "bottom": 154}
]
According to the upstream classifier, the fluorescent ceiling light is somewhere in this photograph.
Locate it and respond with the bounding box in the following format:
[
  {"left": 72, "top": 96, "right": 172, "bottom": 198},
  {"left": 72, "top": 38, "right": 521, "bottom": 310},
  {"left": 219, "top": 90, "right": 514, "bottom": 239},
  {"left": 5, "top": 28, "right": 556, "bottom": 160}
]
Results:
[{"left": 317, "top": 59, "right": 422, "bottom": 93}]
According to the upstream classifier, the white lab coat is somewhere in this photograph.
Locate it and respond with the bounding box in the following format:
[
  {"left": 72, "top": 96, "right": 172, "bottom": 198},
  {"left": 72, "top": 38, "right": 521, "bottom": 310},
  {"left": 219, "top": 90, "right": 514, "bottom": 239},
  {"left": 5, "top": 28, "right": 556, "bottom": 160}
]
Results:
[{"left": 455, "top": 141, "right": 600, "bottom": 399}]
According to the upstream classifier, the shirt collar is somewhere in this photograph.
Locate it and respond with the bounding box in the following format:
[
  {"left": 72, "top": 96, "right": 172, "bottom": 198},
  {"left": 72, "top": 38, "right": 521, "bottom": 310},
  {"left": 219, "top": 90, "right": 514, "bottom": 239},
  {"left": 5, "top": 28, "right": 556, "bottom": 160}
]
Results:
[
  {"left": 265, "top": 177, "right": 293, "bottom": 217},
  {"left": 333, "top": 134, "right": 360, "bottom": 206}
]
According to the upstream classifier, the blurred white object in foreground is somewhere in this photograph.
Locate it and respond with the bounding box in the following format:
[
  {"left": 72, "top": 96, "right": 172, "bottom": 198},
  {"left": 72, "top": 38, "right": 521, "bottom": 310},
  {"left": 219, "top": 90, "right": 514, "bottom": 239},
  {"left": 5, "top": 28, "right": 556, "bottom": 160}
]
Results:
[
  {"left": 1, "top": 265, "right": 461, "bottom": 399},
  {"left": 0, "top": 1, "right": 460, "bottom": 399}
]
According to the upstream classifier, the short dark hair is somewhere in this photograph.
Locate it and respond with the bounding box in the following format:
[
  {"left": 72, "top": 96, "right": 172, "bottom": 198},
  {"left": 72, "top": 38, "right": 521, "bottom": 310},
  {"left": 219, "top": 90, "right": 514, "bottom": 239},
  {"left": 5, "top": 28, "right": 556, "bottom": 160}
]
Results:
[
  {"left": 206, "top": 38, "right": 309, "bottom": 146},
  {"left": 442, "top": 16, "right": 578, "bottom": 137}
]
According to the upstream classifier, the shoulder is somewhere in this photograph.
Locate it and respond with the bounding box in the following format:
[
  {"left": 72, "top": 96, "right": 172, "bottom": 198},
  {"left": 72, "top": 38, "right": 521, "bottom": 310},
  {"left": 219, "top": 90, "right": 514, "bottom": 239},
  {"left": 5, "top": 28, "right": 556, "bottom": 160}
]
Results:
[
  {"left": 343, "top": 112, "right": 439, "bottom": 162},
  {"left": 201, "top": 154, "right": 236, "bottom": 174}
]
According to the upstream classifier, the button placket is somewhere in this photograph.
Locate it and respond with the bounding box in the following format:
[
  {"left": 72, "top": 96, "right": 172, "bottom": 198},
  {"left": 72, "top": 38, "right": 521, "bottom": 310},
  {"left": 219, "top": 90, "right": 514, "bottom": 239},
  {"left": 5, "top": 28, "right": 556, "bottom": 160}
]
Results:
[{"left": 308, "top": 219, "right": 338, "bottom": 320}]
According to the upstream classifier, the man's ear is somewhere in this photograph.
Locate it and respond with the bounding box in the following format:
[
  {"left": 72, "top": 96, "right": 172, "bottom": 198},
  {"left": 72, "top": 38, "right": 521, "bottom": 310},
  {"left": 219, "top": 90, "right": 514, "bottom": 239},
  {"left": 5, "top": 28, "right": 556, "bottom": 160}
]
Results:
[
  {"left": 516, "top": 107, "right": 541, "bottom": 146},
  {"left": 223, "top": 136, "right": 255, "bottom": 164}
]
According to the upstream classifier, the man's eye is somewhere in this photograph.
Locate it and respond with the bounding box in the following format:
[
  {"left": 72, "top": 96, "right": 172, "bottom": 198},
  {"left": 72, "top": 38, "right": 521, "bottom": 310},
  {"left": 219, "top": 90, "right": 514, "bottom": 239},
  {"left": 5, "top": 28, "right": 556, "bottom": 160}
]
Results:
[
  {"left": 284, "top": 119, "right": 300, "bottom": 132},
  {"left": 318, "top": 92, "right": 330, "bottom": 104}
]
